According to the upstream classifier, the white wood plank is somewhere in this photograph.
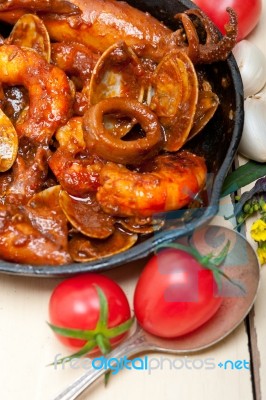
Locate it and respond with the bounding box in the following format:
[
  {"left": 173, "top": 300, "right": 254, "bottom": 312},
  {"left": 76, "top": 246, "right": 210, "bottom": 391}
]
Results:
[
  {"left": 0, "top": 261, "right": 253, "bottom": 400},
  {"left": 236, "top": 0, "right": 266, "bottom": 396}
]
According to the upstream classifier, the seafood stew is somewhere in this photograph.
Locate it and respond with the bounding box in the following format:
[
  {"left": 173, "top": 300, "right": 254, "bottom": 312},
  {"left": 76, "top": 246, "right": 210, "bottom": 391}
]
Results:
[{"left": 0, "top": 0, "right": 244, "bottom": 275}]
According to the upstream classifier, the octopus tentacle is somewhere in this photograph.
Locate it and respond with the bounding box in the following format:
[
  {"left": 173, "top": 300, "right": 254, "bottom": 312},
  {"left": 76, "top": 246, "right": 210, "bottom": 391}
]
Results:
[
  {"left": 195, "top": 8, "right": 238, "bottom": 63},
  {"left": 185, "top": 9, "right": 220, "bottom": 44},
  {"left": 141, "top": 7, "right": 237, "bottom": 64},
  {"left": 0, "top": 1, "right": 238, "bottom": 65},
  {"left": 173, "top": 13, "right": 200, "bottom": 62}
]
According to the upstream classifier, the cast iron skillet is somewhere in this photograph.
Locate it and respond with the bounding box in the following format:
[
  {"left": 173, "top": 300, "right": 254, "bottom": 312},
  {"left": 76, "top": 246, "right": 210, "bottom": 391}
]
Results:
[{"left": 0, "top": 0, "right": 244, "bottom": 276}]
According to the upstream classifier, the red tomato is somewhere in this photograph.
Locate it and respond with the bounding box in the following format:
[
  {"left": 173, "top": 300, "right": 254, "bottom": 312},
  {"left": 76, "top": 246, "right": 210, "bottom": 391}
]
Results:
[
  {"left": 133, "top": 249, "right": 223, "bottom": 338},
  {"left": 193, "top": 0, "right": 262, "bottom": 41},
  {"left": 49, "top": 273, "right": 132, "bottom": 350}
]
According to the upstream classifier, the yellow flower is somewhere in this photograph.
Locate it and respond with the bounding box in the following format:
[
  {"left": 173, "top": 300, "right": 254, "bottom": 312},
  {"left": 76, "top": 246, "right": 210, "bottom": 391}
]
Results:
[
  {"left": 250, "top": 219, "right": 266, "bottom": 242},
  {"left": 257, "top": 246, "right": 266, "bottom": 265}
]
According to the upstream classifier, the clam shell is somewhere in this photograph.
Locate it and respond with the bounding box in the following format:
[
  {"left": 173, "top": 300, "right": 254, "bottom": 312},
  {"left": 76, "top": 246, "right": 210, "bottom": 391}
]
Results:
[
  {"left": 149, "top": 50, "right": 198, "bottom": 151},
  {"left": 69, "top": 228, "right": 138, "bottom": 262},
  {"left": 89, "top": 42, "right": 144, "bottom": 137},
  {"left": 8, "top": 13, "right": 51, "bottom": 62},
  {"left": 0, "top": 109, "right": 18, "bottom": 172},
  {"left": 59, "top": 190, "right": 115, "bottom": 239}
]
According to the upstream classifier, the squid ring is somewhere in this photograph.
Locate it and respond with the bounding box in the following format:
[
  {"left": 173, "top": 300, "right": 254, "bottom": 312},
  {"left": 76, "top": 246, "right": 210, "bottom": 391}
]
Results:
[{"left": 82, "top": 97, "right": 164, "bottom": 165}]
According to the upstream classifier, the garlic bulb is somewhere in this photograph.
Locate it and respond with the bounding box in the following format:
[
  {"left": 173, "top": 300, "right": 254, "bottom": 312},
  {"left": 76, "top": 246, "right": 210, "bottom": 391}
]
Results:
[
  {"left": 238, "top": 96, "right": 266, "bottom": 162},
  {"left": 233, "top": 40, "right": 266, "bottom": 98}
]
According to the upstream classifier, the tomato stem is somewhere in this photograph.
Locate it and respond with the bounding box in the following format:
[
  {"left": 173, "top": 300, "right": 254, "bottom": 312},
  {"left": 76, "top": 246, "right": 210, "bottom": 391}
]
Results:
[
  {"left": 94, "top": 285, "right": 109, "bottom": 331},
  {"left": 46, "top": 339, "right": 97, "bottom": 367},
  {"left": 105, "top": 317, "right": 135, "bottom": 338},
  {"left": 48, "top": 284, "right": 134, "bottom": 365},
  {"left": 156, "top": 240, "right": 245, "bottom": 293},
  {"left": 95, "top": 333, "right": 111, "bottom": 355},
  {"left": 156, "top": 241, "right": 229, "bottom": 267}
]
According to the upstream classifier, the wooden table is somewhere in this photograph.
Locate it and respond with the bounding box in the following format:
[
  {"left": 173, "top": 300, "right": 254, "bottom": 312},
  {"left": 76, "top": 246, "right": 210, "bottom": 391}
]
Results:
[{"left": 1, "top": 2, "right": 266, "bottom": 399}]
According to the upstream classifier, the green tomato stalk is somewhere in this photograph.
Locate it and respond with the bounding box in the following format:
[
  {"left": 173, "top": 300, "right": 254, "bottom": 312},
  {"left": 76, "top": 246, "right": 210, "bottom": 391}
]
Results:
[
  {"left": 48, "top": 285, "right": 134, "bottom": 365},
  {"left": 156, "top": 240, "right": 245, "bottom": 293}
]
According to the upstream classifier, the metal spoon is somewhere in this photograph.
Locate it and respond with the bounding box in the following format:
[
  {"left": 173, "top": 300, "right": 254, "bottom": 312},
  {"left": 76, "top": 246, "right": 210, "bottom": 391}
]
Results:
[{"left": 53, "top": 225, "right": 260, "bottom": 400}]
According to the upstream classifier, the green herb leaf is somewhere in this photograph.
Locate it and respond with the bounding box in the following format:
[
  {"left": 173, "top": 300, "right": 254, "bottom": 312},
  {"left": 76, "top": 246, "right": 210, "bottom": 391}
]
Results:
[{"left": 221, "top": 161, "right": 266, "bottom": 197}]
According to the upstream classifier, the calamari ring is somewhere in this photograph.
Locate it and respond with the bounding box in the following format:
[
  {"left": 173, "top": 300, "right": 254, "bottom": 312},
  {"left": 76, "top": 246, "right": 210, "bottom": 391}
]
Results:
[
  {"left": 82, "top": 97, "right": 164, "bottom": 165},
  {"left": 0, "top": 44, "right": 73, "bottom": 144}
]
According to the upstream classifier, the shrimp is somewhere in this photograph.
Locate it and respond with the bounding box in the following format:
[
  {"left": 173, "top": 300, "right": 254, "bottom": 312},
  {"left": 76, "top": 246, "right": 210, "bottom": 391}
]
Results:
[
  {"left": 51, "top": 42, "right": 99, "bottom": 88},
  {"left": 0, "top": 44, "right": 73, "bottom": 144},
  {"left": 96, "top": 150, "right": 207, "bottom": 218},
  {"left": 49, "top": 148, "right": 105, "bottom": 196},
  {"left": 48, "top": 117, "right": 105, "bottom": 196}
]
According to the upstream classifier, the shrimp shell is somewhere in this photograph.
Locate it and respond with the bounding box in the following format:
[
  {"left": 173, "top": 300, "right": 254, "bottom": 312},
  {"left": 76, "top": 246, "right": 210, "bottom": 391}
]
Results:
[
  {"left": 97, "top": 150, "right": 207, "bottom": 218},
  {"left": 0, "top": 44, "right": 73, "bottom": 144}
]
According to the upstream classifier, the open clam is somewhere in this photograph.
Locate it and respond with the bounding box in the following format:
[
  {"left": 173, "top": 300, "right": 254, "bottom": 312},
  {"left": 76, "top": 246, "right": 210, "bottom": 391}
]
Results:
[
  {"left": 27, "top": 185, "right": 61, "bottom": 209},
  {"left": 149, "top": 50, "right": 198, "bottom": 151},
  {"left": 7, "top": 13, "right": 51, "bottom": 62},
  {"left": 117, "top": 216, "right": 165, "bottom": 234},
  {"left": 26, "top": 186, "right": 69, "bottom": 250},
  {"left": 189, "top": 77, "right": 219, "bottom": 140},
  {"left": 88, "top": 42, "right": 145, "bottom": 137},
  {"left": 59, "top": 190, "right": 115, "bottom": 239},
  {"left": 0, "top": 109, "right": 18, "bottom": 172},
  {"left": 68, "top": 228, "right": 138, "bottom": 263},
  {"left": 0, "top": 185, "right": 71, "bottom": 265}
]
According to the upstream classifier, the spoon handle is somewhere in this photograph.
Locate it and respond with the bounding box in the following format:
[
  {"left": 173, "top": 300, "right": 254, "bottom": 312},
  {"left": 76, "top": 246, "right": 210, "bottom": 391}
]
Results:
[{"left": 53, "top": 326, "right": 149, "bottom": 400}]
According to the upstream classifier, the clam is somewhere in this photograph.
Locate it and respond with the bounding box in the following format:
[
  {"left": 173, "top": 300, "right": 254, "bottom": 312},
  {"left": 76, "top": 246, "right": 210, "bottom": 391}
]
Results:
[
  {"left": 88, "top": 42, "right": 144, "bottom": 137},
  {"left": 0, "top": 109, "right": 18, "bottom": 172},
  {"left": 26, "top": 185, "right": 69, "bottom": 250},
  {"left": 59, "top": 190, "right": 115, "bottom": 239},
  {"left": 149, "top": 50, "right": 198, "bottom": 151},
  {"left": 68, "top": 228, "right": 138, "bottom": 262},
  {"left": 117, "top": 216, "right": 165, "bottom": 234},
  {"left": 7, "top": 13, "right": 51, "bottom": 62},
  {"left": 188, "top": 79, "right": 219, "bottom": 140},
  {"left": 27, "top": 185, "right": 61, "bottom": 209}
]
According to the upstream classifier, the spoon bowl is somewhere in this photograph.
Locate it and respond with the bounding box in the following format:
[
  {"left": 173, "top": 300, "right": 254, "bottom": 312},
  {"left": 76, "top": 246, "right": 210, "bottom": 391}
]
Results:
[{"left": 53, "top": 225, "right": 260, "bottom": 400}]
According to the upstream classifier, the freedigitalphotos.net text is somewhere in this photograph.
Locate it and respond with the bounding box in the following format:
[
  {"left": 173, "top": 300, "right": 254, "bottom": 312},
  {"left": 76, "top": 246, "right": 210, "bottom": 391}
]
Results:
[{"left": 53, "top": 354, "right": 250, "bottom": 375}]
